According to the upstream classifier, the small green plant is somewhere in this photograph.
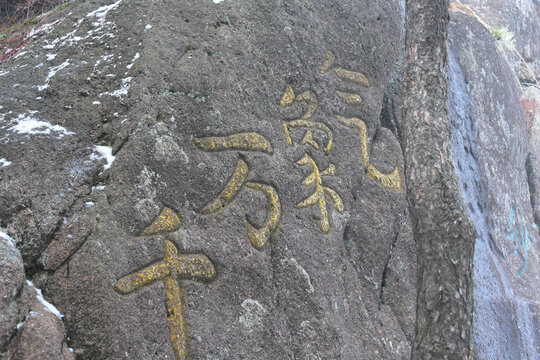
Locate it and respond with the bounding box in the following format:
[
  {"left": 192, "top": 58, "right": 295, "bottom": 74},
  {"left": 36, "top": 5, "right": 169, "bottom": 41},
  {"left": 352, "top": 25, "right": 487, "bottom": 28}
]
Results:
[{"left": 491, "top": 26, "right": 516, "bottom": 52}]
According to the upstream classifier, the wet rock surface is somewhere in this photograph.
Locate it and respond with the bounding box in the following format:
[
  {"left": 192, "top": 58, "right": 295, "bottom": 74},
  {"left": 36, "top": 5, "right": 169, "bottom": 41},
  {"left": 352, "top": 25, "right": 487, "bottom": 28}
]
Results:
[
  {"left": 1, "top": 0, "right": 415, "bottom": 358},
  {"left": 449, "top": 12, "right": 540, "bottom": 359}
]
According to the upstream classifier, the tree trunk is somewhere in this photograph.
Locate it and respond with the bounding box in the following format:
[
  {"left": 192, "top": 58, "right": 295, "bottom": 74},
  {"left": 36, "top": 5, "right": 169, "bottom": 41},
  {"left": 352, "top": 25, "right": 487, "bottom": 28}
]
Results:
[{"left": 401, "top": 0, "right": 476, "bottom": 358}]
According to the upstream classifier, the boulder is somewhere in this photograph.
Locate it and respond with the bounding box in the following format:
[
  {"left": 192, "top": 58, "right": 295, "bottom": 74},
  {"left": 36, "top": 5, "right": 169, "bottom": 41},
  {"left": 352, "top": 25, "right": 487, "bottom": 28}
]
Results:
[
  {"left": 4, "top": 281, "right": 73, "bottom": 360},
  {"left": 0, "top": 231, "right": 24, "bottom": 352},
  {"left": 0, "top": 0, "right": 415, "bottom": 358},
  {"left": 453, "top": 0, "right": 540, "bottom": 82},
  {"left": 522, "top": 86, "right": 540, "bottom": 229},
  {"left": 449, "top": 11, "right": 540, "bottom": 359}
]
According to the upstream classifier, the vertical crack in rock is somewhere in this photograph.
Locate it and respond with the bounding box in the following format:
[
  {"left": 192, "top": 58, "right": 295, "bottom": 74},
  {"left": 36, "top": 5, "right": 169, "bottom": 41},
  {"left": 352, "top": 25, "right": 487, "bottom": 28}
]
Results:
[
  {"left": 378, "top": 215, "right": 402, "bottom": 305},
  {"left": 525, "top": 153, "right": 540, "bottom": 233}
]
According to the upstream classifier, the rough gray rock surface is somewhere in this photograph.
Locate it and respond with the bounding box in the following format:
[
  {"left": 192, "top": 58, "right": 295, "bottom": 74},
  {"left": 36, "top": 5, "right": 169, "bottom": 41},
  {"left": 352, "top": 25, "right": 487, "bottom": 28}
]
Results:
[
  {"left": 522, "top": 86, "right": 540, "bottom": 229},
  {"left": 454, "top": 0, "right": 540, "bottom": 81},
  {"left": 449, "top": 12, "right": 540, "bottom": 359},
  {"left": 4, "top": 281, "right": 74, "bottom": 360},
  {"left": 0, "top": 232, "right": 24, "bottom": 352},
  {"left": 0, "top": 0, "right": 415, "bottom": 358}
]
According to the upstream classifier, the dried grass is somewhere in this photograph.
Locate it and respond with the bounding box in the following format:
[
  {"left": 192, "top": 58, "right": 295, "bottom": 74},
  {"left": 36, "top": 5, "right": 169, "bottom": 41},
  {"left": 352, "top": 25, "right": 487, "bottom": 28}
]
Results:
[{"left": 0, "top": 0, "right": 69, "bottom": 62}]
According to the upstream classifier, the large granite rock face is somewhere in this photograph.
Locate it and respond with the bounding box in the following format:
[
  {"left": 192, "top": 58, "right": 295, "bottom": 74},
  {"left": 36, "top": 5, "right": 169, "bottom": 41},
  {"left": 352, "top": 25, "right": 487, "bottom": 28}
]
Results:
[
  {"left": 522, "top": 86, "right": 540, "bottom": 228},
  {"left": 449, "top": 12, "right": 540, "bottom": 359},
  {"left": 454, "top": 0, "right": 540, "bottom": 81},
  {"left": 0, "top": 0, "right": 415, "bottom": 358}
]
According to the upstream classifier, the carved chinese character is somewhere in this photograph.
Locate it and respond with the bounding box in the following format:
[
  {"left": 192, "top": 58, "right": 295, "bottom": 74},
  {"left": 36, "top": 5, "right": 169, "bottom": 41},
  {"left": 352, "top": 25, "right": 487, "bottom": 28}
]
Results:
[
  {"left": 321, "top": 50, "right": 370, "bottom": 87},
  {"left": 321, "top": 50, "right": 402, "bottom": 191},
  {"left": 296, "top": 153, "right": 344, "bottom": 233},
  {"left": 114, "top": 208, "right": 216, "bottom": 360},
  {"left": 336, "top": 116, "right": 402, "bottom": 190},
  {"left": 193, "top": 133, "right": 281, "bottom": 249},
  {"left": 280, "top": 86, "right": 333, "bottom": 154}
]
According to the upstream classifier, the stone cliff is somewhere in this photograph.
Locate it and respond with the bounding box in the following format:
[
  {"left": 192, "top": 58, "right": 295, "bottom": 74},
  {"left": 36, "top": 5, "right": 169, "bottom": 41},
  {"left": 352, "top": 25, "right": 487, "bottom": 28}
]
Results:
[{"left": 0, "top": 0, "right": 538, "bottom": 359}]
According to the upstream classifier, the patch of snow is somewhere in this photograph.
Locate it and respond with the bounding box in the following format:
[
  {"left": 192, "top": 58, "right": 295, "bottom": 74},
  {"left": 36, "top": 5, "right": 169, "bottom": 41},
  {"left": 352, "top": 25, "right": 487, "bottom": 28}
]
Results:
[
  {"left": 36, "top": 96, "right": 42, "bottom": 100},
  {"left": 85, "top": 201, "right": 95, "bottom": 207},
  {"left": 13, "top": 51, "right": 28, "bottom": 59},
  {"left": 9, "top": 111, "right": 74, "bottom": 138},
  {"left": 42, "top": 22, "right": 84, "bottom": 50},
  {"left": 99, "top": 77, "right": 132, "bottom": 98},
  {"left": 13, "top": 84, "right": 19, "bottom": 87},
  {"left": 126, "top": 52, "right": 139, "bottom": 70},
  {"left": 145, "top": 24, "right": 152, "bottom": 30},
  {"left": 93, "top": 101, "right": 101, "bottom": 105},
  {"left": 0, "top": 230, "right": 16, "bottom": 247},
  {"left": 213, "top": 0, "right": 226, "bottom": 3},
  {"left": 92, "top": 185, "right": 106, "bottom": 191},
  {"left": 16, "top": 311, "right": 37, "bottom": 330},
  {"left": 87, "top": 0, "right": 123, "bottom": 28},
  {"left": 0, "top": 158, "right": 12, "bottom": 168},
  {"left": 34, "top": 63, "right": 44, "bottom": 68},
  {"left": 42, "top": 33, "right": 63, "bottom": 49},
  {"left": 26, "top": 19, "right": 62, "bottom": 41},
  {"left": 0, "top": 70, "right": 8, "bottom": 76},
  {"left": 38, "top": 60, "right": 71, "bottom": 91},
  {"left": 90, "top": 145, "right": 115, "bottom": 170},
  {"left": 46, "top": 53, "right": 57, "bottom": 61},
  {"left": 26, "top": 280, "right": 64, "bottom": 319}
]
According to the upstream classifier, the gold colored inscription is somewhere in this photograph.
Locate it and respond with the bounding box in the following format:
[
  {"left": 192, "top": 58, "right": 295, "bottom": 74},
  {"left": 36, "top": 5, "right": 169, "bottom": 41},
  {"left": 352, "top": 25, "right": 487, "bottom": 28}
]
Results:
[
  {"left": 282, "top": 120, "right": 333, "bottom": 153},
  {"left": 193, "top": 133, "right": 273, "bottom": 154},
  {"left": 114, "top": 240, "right": 215, "bottom": 360},
  {"left": 280, "top": 85, "right": 295, "bottom": 106},
  {"left": 367, "top": 165, "right": 401, "bottom": 191},
  {"left": 296, "top": 91, "right": 318, "bottom": 120},
  {"left": 165, "top": 275, "right": 188, "bottom": 360},
  {"left": 336, "top": 90, "right": 363, "bottom": 105},
  {"left": 320, "top": 50, "right": 370, "bottom": 87},
  {"left": 245, "top": 182, "right": 281, "bottom": 249},
  {"left": 296, "top": 153, "right": 343, "bottom": 233},
  {"left": 200, "top": 159, "right": 249, "bottom": 215},
  {"left": 141, "top": 207, "right": 182, "bottom": 236},
  {"left": 336, "top": 115, "right": 402, "bottom": 191},
  {"left": 280, "top": 87, "right": 333, "bottom": 153},
  {"left": 320, "top": 50, "right": 336, "bottom": 74},
  {"left": 332, "top": 68, "right": 370, "bottom": 87},
  {"left": 193, "top": 132, "right": 283, "bottom": 249}
]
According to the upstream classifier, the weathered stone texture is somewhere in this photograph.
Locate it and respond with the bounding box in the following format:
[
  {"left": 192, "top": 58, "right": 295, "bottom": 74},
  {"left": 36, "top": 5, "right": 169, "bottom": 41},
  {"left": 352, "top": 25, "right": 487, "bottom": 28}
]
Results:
[
  {"left": 0, "top": 0, "right": 415, "bottom": 358},
  {"left": 522, "top": 86, "right": 540, "bottom": 229},
  {"left": 4, "top": 282, "right": 74, "bottom": 360},
  {"left": 0, "top": 232, "right": 24, "bottom": 352},
  {"left": 454, "top": 0, "right": 540, "bottom": 81},
  {"left": 449, "top": 12, "right": 540, "bottom": 359}
]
